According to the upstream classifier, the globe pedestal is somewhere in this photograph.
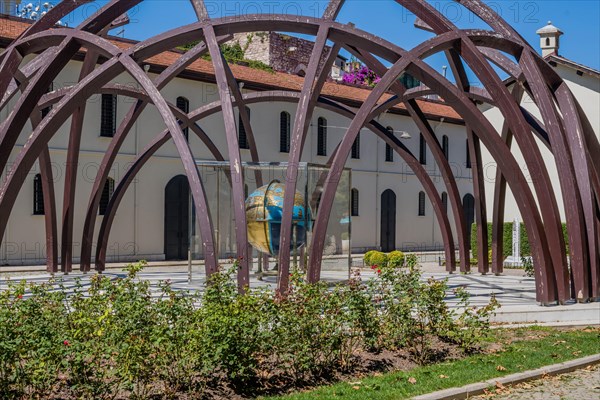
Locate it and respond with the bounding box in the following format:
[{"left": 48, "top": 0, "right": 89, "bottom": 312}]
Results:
[{"left": 188, "top": 162, "right": 352, "bottom": 281}]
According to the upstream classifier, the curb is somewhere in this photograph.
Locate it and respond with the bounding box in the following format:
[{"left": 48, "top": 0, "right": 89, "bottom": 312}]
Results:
[
  {"left": 492, "top": 321, "right": 600, "bottom": 329},
  {"left": 412, "top": 353, "right": 600, "bottom": 400}
]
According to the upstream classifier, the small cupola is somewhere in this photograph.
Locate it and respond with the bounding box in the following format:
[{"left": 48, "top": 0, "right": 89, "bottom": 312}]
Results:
[{"left": 536, "top": 21, "right": 563, "bottom": 57}]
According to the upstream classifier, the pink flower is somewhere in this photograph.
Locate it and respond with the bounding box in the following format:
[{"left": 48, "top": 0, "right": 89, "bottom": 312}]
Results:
[
  {"left": 17, "top": 294, "right": 23, "bottom": 299},
  {"left": 63, "top": 340, "right": 70, "bottom": 346},
  {"left": 377, "top": 269, "right": 382, "bottom": 274}
]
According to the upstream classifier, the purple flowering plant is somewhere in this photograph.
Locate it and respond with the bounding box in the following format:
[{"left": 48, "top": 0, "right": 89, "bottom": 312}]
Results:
[{"left": 342, "top": 65, "right": 381, "bottom": 87}]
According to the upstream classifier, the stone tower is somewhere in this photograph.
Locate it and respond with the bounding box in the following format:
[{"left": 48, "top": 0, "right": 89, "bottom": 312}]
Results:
[{"left": 536, "top": 21, "right": 563, "bottom": 57}]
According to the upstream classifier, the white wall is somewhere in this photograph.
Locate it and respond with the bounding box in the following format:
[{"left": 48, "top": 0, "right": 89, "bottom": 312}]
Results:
[
  {"left": 481, "top": 64, "right": 599, "bottom": 224},
  {"left": 1, "top": 57, "right": 471, "bottom": 265}
]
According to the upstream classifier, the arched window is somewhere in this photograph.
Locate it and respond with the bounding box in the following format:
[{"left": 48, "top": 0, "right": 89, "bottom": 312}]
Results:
[
  {"left": 418, "top": 191, "right": 426, "bottom": 216},
  {"left": 545, "top": 37, "right": 550, "bottom": 46},
  {"left": 419, "top": 133, "right": 427, "bottom": 164},
  {"left": 463, "top": 193, "right": 476, "bottom": 243},
  {"left": 99, "top": 177, "right": 115, "bottom": 216},
  {"left": 385, "top": 126, "right": 394, "bottom": 162},
  {"left": 351, "top": 133, "right": 360, "bottom": 159},
  {"left": 441, "top": 192, "right": 448, "bottom": 213},
  {"left": 100, "top": 94, "right": 117, "bottom": 137},
  {"left": 351, "top": 188, "right": 359, "bottom": 216},
  {"left": 176, "top": 96, "right": 190, "bottom": 140},
  {"left": 442, "top": 135, "right": 449, "bottom": 160},
  {"left": 317, "top": 117, "right": 327, "bottom": 156},
  {"left": 33, "top": 174, "right": 44, "bottom": 215},
  {"left": 280, "top": 111, "right": 291, "bottom": 153},
  {"left": 238, "top": 106, "right": 250, "bottom": 149},
  {"left": 466, "top": 139, "right": 472, "bottom": 168}
]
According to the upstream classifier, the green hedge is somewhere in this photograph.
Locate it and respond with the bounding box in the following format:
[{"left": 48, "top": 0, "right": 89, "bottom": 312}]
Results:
[{"left": 471, "top": 222, "right": 569, "bottom": 258}]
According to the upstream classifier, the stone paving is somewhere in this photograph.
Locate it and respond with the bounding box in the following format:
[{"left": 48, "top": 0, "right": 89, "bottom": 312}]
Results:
[
  {"left": 2, "top": 259, "right": 598, "bottom": 400},
  {"left": 2, "top": 259, "right": 599, "bottom": 325},
  {"left": 471, "top": 364, "right": 600, "bottom": 400},
  {"left": 0, "top": 260, "right": 536, "bottom": 308}
]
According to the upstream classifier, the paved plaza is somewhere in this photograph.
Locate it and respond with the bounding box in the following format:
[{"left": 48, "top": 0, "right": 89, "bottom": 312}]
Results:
[
  {"left": 2, "top": 258, "right": 598, "bottom": 327},
  {"left": 471, "top": 364, "right": 600, "bottom": 400}
]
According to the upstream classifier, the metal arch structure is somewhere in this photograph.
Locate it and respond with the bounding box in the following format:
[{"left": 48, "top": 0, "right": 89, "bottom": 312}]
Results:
[{"left": 0, "top": 0, "right": 597, "bottom": 303}]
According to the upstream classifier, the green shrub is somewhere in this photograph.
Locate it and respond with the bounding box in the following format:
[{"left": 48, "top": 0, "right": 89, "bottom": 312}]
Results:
[
  {"left": 376, "top": 262, "right": 498, "bottom": 363},
  {"left": 387, "top": 250, "right": 405, "bottom": 268},
  {"left": 365, "top": 250, "right": 388, "bottom": 268},
  {"left": 471, "top": 222, "right": 569, "bottom": 261},
  {"left": 369, "top": 251, "right": 388, "bottom": 268},
  {"left": 363, "top": 250, "right": 377, "bottom": 266},
  {"left": 404, "top": 253, "right": 419, "bottom": 268},
  {"left": 521, "top": 256, "right": 535, "bottom": 277},
  {"left": 444, "top": 288, "right": 500, "bottom": 352},
  {"left": 0, "top": 261, "right": 498, "bottom": 397},
  {"left": 181, "top": 41, "right": 275, "bottom": 73}
]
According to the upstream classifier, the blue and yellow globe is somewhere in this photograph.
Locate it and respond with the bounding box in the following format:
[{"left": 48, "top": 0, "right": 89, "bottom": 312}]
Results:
[{"left": 245, "top": 181, "right": 311, "bottom": 256}]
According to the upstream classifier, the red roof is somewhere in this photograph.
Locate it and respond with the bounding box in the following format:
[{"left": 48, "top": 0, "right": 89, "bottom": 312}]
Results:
[{"left": 0, "top": 14, "right": 463, "bottom": 124}]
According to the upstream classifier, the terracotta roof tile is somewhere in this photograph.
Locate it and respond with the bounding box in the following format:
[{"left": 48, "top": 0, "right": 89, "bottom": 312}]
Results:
[{"left": 0, "top": 14, "right": 463, "bottom": 123}]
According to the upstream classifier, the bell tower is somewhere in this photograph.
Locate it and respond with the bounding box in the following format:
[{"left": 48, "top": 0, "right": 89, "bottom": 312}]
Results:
[{"left": 536, "top": 21, "right": 563, "bottom": 57}]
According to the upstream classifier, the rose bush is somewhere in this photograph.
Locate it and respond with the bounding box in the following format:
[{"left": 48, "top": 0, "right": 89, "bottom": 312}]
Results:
[{"left": 0, "top": 260, "right": 497, "bottom": 399}]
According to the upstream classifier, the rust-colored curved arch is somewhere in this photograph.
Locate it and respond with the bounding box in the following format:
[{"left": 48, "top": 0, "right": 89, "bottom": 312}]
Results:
[
  {"left": 305, "top": 33, "right": 557, "bottom": 302},
  {"left": 0, "top": 54, "right": 219, "bottom": 275},
  {"left": 459, "top": 0, "right": 599, "bottom": 300},
  {"left": 77, "top": 37, "right": 231, "bottom": 273},
  {"left": 93, "top": 90, "right": 456, "bottom": 272},
  {"left": 0, "top": 0, "right": 597, "bottom": 304},
  {"left": 398, "top": 0, "right": 568, "bottom": 299}
]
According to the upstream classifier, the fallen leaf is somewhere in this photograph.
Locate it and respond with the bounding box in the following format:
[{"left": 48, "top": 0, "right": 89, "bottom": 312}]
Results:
[
  {"left": 521, "top": 383, "right": 533, "bottom": 389},
  {"left": 496, "top": 365, "right": 507, "bottom": 371},
  {"left": 496, "top": 381, "right": 505, "bottom": 390},
  {"left": 408, "top": 377, "right": 417, "bottom": 384},
  {"left": 352, "top": 386, "right": 360, "bottom": 390},
  {"left": 439, "top": 374, "right": 449, "bottom": 379}
]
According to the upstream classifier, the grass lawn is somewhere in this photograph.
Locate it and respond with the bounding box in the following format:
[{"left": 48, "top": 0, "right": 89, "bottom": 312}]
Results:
[{"left": 264, "top": 326, "right": 600, "bottom": 400}]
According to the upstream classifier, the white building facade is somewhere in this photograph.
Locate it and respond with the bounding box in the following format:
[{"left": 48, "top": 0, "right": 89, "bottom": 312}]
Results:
[
  {"left": 0, "top": 16, "right": 475, "bottom": 266},
  {"left": 482, "top": 22, "right": 600, "bottom": 224}
]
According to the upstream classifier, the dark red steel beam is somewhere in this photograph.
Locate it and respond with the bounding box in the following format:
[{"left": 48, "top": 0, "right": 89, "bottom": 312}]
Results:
[
  {"left": 399, "top": 0, "right": 568, "bottom": 301},
  {"left": 277, "top": 26, "right": 342, "bottom": 291},
  {"left": 348, "top": 45, "right": 466, "bottom": 274},
  {"left": 92, "top": 90, "right": 455, "bottom": 276},
  {"left": 79, "top": 36, "right": 230, "bottom": 273},
  {"left": 1, "top": 0, "right": 597, "bottom": 304},
  {"left": 203, "top": 25, "right": 251, "bottom": 292}
]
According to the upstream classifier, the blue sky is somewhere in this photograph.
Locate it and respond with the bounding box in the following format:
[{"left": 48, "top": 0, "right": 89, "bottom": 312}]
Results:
[{"left": 64, "top": 0, "right": 600, "bottom": 75}]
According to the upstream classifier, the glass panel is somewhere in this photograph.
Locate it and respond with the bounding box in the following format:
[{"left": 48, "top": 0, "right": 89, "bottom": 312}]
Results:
[{"left": 189, "top": 162, "right": 351, "bottom": 284}]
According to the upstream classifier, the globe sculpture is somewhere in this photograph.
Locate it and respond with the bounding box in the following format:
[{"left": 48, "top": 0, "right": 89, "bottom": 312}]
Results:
[{"left": 245, "top": 181, "right": 310, "bottom": 256}]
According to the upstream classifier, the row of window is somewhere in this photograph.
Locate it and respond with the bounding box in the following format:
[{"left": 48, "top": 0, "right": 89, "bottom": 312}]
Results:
[
  {"left": 94, "top": 95, "right": 473, "bottom": 167},
  {"left": 350, "top": 189, "right": 451, "bottom": 219},
  {"left": 99, "top": 95, "right": 192, "bottom": 139},
  {"left": 33, "top": 175, "right": 114, "bottom": 216},
  {"left": 418, "top": 191, "right": 448, "bottom": 216},
  {"left": 420, "top": 191, "right": 450, "bottom": 216},
  {"left": 32, "top": 174, "right": 453, "bottom": 219}
]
